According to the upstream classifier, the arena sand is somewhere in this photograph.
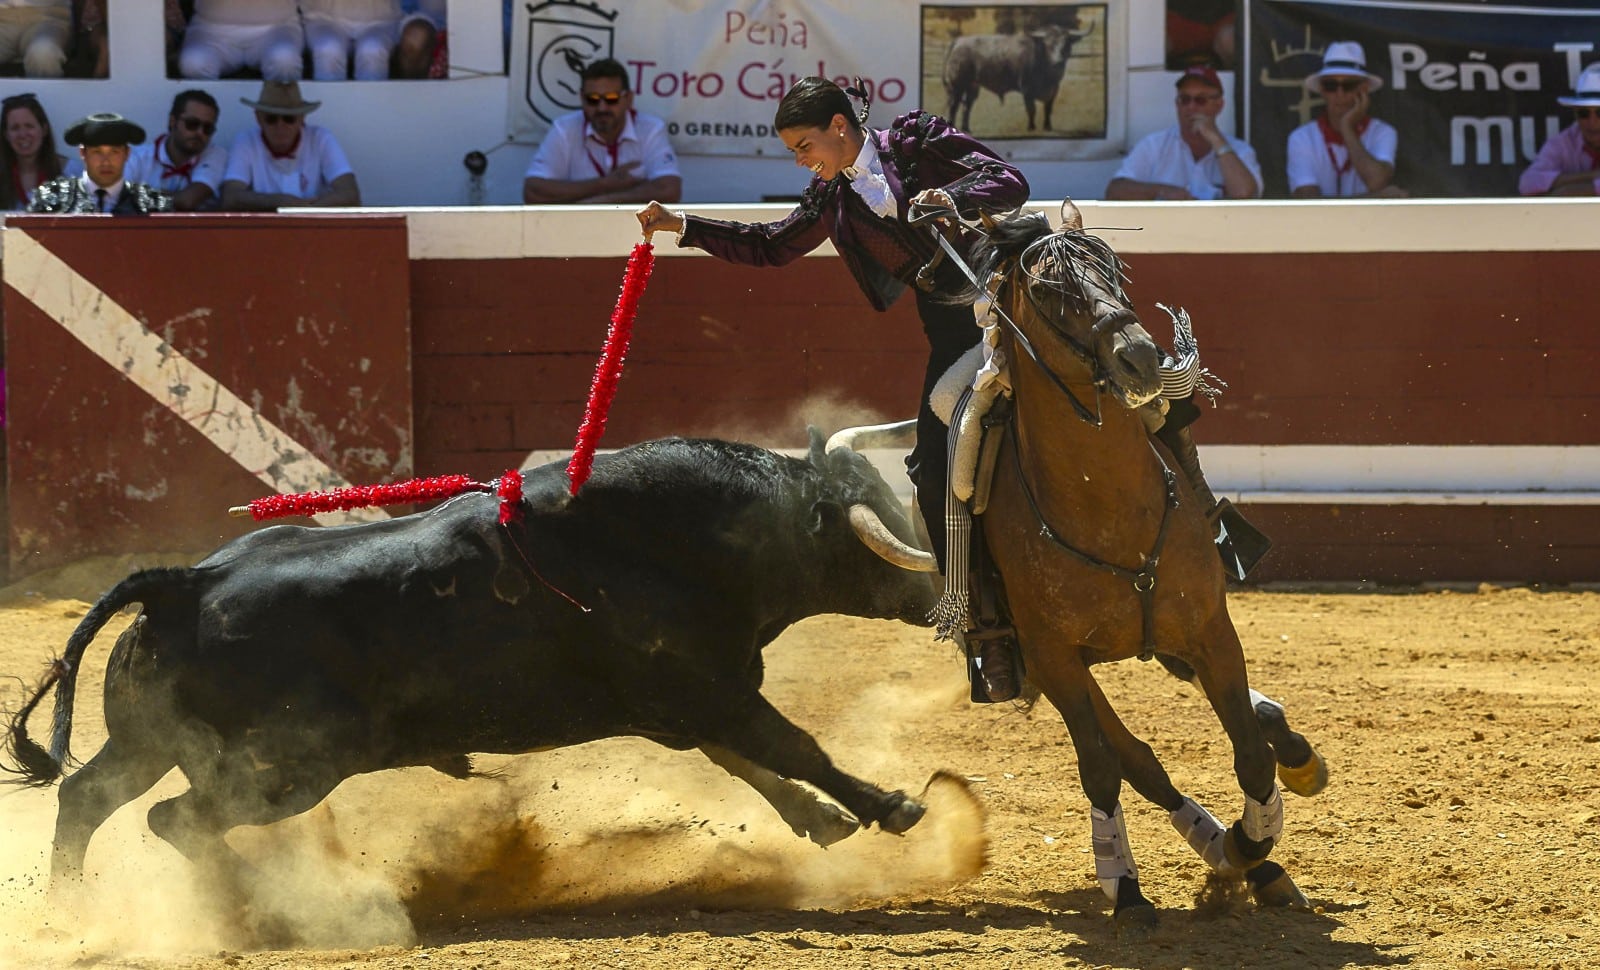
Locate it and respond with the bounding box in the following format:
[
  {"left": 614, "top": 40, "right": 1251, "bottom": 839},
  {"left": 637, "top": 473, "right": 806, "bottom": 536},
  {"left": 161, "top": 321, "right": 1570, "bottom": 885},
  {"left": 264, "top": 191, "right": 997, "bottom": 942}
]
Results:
[{"left": 0, "top": 563, "right": 1597, "bottom": 970}]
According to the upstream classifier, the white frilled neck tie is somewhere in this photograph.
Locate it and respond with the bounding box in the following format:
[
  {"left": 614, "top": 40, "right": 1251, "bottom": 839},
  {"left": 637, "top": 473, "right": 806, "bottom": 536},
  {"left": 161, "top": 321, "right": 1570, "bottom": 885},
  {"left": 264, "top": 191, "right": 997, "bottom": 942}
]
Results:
[{"left": 841, "top": 135, "right": 897, "bottom": 220}]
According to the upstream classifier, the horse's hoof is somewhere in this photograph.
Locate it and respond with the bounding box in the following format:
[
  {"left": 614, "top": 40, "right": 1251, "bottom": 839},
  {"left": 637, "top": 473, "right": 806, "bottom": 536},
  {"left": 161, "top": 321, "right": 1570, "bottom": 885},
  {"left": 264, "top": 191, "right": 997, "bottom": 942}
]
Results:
[
  {"left": 1114, "top": 903, "right": 1159, "bottom": 940},
  {"left": 1278, "top": 749, "right": 1329, "bottom": 797},
  {"left": 878, "top": 793, "right": 927, "bottom": 835},
  {"left": 1249, "top": 865, "right": 1311, "bottom": 910},
  {"left": 805, "top": 804, "right": 862, "bottom": 848}
]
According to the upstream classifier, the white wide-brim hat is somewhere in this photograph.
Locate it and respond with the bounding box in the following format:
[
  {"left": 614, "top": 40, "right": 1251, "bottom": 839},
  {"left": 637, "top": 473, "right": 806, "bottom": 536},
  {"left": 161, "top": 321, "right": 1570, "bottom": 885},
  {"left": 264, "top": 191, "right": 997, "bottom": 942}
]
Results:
[
  {"left": 1303, "top": 40, "right": 1384, "bottom": 94},
  {"left": 1557, "top": 61, "right": 1600, "bottom": 107}
]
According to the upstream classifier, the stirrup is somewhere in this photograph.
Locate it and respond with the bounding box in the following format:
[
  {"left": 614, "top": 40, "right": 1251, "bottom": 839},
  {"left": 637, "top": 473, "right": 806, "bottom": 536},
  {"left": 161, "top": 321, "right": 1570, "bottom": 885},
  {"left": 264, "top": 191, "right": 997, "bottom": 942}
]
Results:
[
  {"left": 963, "top": 625, "right": 1022, "bottom": 703},
  {"left": 1210, "top": 498, "right": 1273, "bottom": 582}
]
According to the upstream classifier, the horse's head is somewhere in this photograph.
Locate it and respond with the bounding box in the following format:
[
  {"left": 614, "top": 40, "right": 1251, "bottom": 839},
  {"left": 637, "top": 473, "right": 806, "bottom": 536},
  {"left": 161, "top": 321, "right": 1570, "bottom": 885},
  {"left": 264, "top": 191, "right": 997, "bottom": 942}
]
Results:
[{"left": 962, "top": 203, "right": 1163, "bottom": 413}]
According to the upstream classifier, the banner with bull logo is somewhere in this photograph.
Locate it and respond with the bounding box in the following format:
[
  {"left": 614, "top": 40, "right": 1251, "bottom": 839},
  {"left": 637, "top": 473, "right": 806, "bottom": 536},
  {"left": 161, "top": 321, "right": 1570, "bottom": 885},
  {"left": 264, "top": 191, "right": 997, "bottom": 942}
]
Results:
[
  {"left": 1242, "top": 0, "right": 1600, "bottom": 197},
  {"left": 508, "top": 0, "right": 1128, "bottom": 161}
]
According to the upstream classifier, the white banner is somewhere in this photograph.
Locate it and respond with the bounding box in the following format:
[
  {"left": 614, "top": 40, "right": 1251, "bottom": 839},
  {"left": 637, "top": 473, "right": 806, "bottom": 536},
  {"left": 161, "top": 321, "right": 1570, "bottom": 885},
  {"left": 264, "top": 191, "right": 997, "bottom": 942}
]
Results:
[{"left": 508, "top": 0, "right": 1127, "bottom": 161}]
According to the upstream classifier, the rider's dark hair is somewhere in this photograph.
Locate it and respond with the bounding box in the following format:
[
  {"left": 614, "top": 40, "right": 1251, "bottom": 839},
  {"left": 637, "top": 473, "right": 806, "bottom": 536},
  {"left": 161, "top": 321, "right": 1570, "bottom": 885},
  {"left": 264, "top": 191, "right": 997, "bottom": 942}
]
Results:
[{"left": 773, "top": 77, "right": 853, "bottom": 131}]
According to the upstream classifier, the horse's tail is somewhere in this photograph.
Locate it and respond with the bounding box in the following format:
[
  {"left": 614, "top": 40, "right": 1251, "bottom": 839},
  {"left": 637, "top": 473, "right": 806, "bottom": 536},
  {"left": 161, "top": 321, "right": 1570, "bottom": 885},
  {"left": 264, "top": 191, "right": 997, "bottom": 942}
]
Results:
[
  {"left": 941, "top": 209, "right": 1053, "bottom": 306},
  {"left": 3, "top": 567, "right": 191, "bottom": 787}
]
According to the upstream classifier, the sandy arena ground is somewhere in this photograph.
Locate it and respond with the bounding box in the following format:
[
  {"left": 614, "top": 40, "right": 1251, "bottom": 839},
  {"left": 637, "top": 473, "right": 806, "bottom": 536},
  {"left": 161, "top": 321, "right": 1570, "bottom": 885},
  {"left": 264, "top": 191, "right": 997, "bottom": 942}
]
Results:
[{"left": 0, "top": 562, "right": 1596, "bottom": 970}]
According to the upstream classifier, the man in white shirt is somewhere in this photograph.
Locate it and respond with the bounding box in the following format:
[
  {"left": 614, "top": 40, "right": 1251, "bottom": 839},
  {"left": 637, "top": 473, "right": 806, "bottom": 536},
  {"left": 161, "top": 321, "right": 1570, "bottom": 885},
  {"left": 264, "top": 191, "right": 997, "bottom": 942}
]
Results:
[
  {"left": 523, "top": 58, "right": 682, "bottom": 205},
  {"left": 0, "top": 0, "right": 69, "bottom": 78},
  {"left": 220, "top": 81, "right": 361, "bottom": 211},
  {"left": 1106, "top": 64, "right": 1261, "bottom": 201},
  {"left": 1285, "top": 41, "right": 1405, "bottom": 198},
  {"left": 125, "top": 90, "right": 227, "bottom": 212}
]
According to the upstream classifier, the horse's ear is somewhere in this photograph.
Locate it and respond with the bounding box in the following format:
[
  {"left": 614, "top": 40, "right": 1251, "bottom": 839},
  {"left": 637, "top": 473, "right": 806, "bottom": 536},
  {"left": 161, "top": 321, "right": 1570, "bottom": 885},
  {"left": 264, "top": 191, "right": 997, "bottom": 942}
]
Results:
[{"left": 1059, "top": 199, "right": 1083, "bottom": 231}]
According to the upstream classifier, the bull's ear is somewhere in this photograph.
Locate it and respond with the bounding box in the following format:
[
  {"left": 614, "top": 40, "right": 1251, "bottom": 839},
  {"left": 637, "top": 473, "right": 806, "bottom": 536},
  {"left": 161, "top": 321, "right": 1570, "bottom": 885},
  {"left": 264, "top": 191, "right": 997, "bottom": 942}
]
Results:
[{"left": 807, "top": 425, "right": 827, "bottom": 467}]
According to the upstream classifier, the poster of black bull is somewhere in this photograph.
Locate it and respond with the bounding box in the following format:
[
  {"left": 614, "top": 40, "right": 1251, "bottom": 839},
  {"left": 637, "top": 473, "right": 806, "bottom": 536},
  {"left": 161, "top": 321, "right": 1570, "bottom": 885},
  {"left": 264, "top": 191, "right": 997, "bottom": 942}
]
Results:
[
  {"left": 919, "top": 4, "right": 1109, "bottom": 140},
  {"left": 1244, "top": 0, "right": 1600, "bottom": 197}
]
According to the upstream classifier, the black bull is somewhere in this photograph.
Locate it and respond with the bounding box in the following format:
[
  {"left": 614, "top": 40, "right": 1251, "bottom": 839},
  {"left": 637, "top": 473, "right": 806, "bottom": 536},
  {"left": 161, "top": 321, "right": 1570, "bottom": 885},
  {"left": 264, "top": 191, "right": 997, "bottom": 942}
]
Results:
[{"left": 3, "top": 432, "right": 940, "bottom": 905}]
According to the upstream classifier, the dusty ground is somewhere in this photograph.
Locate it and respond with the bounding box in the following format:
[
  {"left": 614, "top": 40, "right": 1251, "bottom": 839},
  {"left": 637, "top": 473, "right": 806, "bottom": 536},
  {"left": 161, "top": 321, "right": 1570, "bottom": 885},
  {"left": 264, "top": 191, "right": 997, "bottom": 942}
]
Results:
[{"left": 0, "top": 565, "right": 1597, "bottom": 970}]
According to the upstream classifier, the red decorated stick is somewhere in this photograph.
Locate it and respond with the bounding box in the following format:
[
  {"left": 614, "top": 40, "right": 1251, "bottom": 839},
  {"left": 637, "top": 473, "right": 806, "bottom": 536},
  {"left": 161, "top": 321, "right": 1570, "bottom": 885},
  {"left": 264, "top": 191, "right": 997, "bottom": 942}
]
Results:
[
  {"left": 567, "top": 241, "right": 653, "bottom": 495},
  {"left": 230, "top": 469, "right": 524, "bottom": 524}
]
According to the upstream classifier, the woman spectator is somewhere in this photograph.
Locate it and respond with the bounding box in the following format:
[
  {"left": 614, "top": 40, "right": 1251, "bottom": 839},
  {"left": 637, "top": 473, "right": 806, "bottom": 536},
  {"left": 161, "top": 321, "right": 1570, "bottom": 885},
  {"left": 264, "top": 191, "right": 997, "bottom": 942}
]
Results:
[{"left": 1, "top": 93, "right": 68, "bottom": 211}]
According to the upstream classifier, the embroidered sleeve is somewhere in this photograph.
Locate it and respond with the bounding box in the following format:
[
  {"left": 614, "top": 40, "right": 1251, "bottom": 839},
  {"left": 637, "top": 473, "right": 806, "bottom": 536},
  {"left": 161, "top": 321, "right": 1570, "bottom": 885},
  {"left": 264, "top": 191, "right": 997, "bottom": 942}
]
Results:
[
  {"left": 680, "top": 179, "right": 835, "bottom": 268},
  {"left": 888, "top": 111, "right": 1029, "bottom": 218}
]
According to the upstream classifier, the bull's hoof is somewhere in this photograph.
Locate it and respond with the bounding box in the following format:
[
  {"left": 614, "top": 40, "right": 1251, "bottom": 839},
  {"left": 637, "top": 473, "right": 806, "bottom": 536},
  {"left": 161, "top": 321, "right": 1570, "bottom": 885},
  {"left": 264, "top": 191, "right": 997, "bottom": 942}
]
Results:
[
  {"left": 1114, "top": 902, "right": 1158, "bottom": 940},
  {"left": 1277, "top": 750, "right": 1330, "bottom": 797},
  {"left": 804, "top": 803, "right": 862, "bottom": 848},
  {"left": 878, "top": 793, "right": 926, "bottom": 835},
  {"left": 1247, "top": 861, "right": 1311, "bottom": 910}
]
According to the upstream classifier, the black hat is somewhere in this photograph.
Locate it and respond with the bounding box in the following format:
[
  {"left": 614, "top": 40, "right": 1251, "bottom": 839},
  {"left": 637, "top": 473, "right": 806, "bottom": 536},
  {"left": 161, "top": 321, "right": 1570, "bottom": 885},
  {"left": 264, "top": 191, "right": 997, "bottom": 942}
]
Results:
[{"left": 64, "top": 113, "right": 147, "bottom": 147}]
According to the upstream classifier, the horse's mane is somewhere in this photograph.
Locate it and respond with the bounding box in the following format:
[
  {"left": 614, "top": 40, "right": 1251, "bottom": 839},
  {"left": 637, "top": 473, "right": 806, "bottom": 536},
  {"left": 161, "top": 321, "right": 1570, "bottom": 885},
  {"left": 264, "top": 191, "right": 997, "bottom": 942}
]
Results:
[{"left": 946, "top": 211, "right": 1129, "bottom": 311}]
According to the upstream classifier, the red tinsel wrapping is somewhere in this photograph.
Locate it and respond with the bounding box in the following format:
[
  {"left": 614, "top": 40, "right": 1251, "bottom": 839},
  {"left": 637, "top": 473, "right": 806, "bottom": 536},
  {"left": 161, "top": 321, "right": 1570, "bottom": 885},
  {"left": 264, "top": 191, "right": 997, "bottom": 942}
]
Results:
[
  {"left": 238, "top": 470, "right": 524, "bottom": 524},
  {"left": 567, "top": 241, "right": 653, "bottom": 495}
]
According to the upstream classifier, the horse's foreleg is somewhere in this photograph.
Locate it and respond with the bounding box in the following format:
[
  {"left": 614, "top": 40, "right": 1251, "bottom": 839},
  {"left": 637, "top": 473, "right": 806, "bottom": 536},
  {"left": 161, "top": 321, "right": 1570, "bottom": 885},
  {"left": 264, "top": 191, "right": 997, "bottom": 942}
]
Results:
[
  {"left": 1190, "top": 642, "right": 1311, "bottom": 909},
  {"left": 1042, "top": 665, "right": 1156, "bottom": 935},
  {"left": 1156, "top": 654, "right": 1328, "bottom": 796}
]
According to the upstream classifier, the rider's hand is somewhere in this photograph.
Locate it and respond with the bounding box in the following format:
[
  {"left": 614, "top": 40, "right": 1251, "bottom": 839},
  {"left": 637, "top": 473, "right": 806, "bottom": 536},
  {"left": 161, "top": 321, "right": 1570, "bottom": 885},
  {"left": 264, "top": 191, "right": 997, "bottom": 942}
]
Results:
[
  {"left": 636, "top": 201, "right": 685, "bottom": 239},
  {"left": 910, "top": 188, "right": 957, "bottom": 224}
]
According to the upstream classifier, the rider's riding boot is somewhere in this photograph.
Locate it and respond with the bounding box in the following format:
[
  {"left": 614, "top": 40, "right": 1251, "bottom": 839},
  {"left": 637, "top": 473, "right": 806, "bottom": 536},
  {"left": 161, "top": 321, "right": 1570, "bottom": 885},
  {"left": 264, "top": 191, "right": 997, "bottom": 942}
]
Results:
[
  {"left": 1161, "top": 423, "right": 1219, "bottom": 514},
  {"left": 972, "top": 633, "right": 1024, "bottom": 704}
]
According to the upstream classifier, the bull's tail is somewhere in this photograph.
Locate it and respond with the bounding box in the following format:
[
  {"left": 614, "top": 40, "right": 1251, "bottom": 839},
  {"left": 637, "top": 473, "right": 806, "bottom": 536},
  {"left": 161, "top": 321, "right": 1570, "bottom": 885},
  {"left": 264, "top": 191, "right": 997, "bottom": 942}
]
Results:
[{"left": 3, "top": 567, "right": 190, "bottom": 787}]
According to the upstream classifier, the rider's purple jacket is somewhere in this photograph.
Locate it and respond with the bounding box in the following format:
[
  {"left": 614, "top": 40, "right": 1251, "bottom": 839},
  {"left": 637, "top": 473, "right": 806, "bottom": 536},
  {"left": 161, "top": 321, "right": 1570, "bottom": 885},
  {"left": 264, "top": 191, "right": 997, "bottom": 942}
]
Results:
[{"left": 678, "top": 111, "right": 1029, "bottom": 311}]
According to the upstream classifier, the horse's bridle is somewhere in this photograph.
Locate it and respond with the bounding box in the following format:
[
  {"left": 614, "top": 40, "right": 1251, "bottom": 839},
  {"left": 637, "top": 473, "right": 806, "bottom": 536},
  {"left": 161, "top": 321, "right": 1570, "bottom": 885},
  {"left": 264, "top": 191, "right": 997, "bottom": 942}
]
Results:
[{"left": 915, "top": 208, "right": 1177, "bottom": 661}]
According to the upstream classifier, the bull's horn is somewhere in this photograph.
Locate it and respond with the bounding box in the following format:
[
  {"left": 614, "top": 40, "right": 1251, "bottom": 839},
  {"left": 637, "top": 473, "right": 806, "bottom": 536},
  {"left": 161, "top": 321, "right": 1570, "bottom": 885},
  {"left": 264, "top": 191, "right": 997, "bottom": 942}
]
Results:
[
  {"left": 826, "top": 419, "right": 918, "bottom": 454},
  {"left": 1071, "top": 20, "right": 1096, "bottom": 38},
  {"left": 848, "top": 504, "right": 939, "bottom": 573}
]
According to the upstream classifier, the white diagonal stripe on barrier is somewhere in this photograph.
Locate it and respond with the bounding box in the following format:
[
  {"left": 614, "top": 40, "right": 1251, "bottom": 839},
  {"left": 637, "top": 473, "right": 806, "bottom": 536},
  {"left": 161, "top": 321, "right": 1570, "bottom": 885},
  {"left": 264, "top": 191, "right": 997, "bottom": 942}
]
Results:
[{"left": 6, "top": 229, "right": 386, "bottom": 525}]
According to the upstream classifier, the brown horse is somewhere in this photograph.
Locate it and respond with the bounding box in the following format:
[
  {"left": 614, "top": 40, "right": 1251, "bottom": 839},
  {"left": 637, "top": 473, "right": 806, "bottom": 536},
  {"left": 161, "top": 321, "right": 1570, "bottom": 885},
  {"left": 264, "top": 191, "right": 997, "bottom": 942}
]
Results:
[{"left": 940, "top": 202, "right": 1313, "bottom": 933}]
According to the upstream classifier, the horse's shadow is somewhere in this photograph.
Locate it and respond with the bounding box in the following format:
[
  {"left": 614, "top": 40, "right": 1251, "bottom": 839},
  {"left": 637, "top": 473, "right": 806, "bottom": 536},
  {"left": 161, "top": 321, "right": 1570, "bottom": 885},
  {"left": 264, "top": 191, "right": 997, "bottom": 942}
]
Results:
[{"left": 414, "top": 887, "right": 1407, "bottom": 968}]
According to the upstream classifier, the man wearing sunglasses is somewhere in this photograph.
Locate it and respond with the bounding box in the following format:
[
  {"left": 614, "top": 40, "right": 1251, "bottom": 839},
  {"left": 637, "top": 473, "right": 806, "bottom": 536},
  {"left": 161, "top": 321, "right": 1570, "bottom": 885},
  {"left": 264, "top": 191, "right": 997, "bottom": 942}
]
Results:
[
  {"left": 1286, "top": 41, "right": 1404, "bottom": 198},
  {"left": 220, "top": 80, "right": 360, "bottom": 211},
  {"left": 28, "top": 112, "right": 172, "bottom": 214},
  {"left": 1106, "top": 64, "right": 1261, "bottom": 201},
  {"left": 523, "top": 57, "right": 681, "bottom": 205},
  {"left": 125, "top": 90, "right": 227, "bottom": 212},
  {"left": 1519, "top": 62, "right": 1600, "bottom": 197}
]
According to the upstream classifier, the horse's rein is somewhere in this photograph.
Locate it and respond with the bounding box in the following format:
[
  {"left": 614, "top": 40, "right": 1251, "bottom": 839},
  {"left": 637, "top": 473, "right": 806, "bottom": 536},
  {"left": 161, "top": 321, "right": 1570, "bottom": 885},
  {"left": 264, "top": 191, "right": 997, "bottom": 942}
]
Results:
[{"left": 908, "top": 202, "right": 1108, "bottom": 426}]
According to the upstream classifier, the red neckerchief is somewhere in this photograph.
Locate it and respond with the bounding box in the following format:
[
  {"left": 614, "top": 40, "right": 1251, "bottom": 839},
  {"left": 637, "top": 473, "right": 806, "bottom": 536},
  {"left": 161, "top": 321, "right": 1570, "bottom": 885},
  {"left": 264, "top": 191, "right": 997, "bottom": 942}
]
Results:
[
  {"left": 155, "top": 135, "right": 199, "bottom": 181},
  {"left": 261, "top": 129, "right": 302, "bottom": 160},
  {"left": 1584, "top": 142, "right": 1600, "bottom": 170},
  {"left": 1317, "top": 113, "right": 1371, "bottom": 174},
  {"left": 585, "top": 110, "right": 635, "bottom": 177}
]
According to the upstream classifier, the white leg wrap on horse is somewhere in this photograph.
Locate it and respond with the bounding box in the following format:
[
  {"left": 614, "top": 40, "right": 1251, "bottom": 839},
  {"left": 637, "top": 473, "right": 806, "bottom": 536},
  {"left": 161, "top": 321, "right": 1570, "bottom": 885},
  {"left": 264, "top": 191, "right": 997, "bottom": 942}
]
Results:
[
  {"left": 1170, "top": 797, "right": 1241, "bottom": 875},
  {"left": 1091, "top": 804, "right": 1138, "bottom": 902},
  {"left": 1241, "top": 785, "right": 1284, "bottom": 844},
  {"left": 1249, "top": 688, "right": 1283, "bottom": 715}
]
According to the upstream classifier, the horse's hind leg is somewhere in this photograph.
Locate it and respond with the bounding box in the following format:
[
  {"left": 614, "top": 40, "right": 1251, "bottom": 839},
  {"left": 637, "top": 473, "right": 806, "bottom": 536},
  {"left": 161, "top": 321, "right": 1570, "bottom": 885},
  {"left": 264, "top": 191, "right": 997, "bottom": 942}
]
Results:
[
  {"left": 51, "top": 737, "right": 176, "bottom": 890},
  {"left": 1156, "top": 654, "right": 1328, "bottom": 796}
]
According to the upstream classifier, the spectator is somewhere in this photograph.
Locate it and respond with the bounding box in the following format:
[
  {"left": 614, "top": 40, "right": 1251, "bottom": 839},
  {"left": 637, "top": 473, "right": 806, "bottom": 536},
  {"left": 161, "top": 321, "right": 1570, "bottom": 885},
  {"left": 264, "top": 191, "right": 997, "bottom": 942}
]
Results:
[
  {"left": 1518, "top": 62, "right": 1600, "bottom": 197},
  {"left": 0, "top": 91, "right": 67, "bottom": 210},
  {"left": 1105, "top": 64, "right": 1261, "bottom": 201},
  {"left": 28, "top": 112, "right": 173, "bottom": 214},
  {"left": 300, "top": 0, "right": 438, "bottom": 81},
  {"left": 220, "top": 81, "right": 360, "bottom": 211},
  {"left": 125, "top": 89, "right": 227, "bottom": 212},
  {"left": 178, "top": 0, "right": 303, "bottom": 83},
  {"left": 77, "top": 0, "right": 186, "bottom": 78},
  {"left": 0, "top": 0, "right": 69, "bottom": 77},
  {"left": 393, "top": 0, "right": 446, "bottom": 79},
  {"left": 523, "top": 57, "right": 682, "bottom": 205},
  {"left": 1286, "top": 41, "right": 1405, "bottom": 198}
]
